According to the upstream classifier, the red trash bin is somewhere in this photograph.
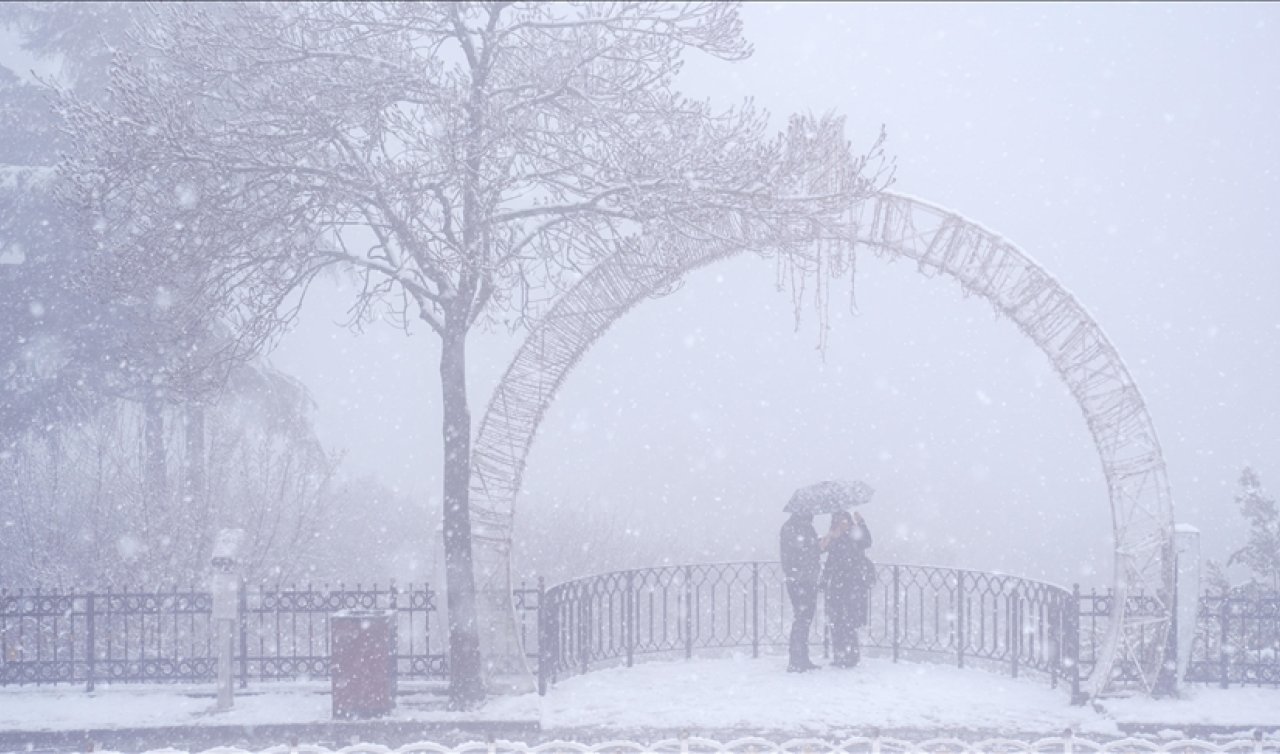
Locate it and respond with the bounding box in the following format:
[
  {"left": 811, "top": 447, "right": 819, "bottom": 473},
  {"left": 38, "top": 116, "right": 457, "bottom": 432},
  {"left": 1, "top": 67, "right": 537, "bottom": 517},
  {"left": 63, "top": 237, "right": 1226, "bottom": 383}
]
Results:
[{"left": 330, "top": 609, "right": 397, "bottom": 719}]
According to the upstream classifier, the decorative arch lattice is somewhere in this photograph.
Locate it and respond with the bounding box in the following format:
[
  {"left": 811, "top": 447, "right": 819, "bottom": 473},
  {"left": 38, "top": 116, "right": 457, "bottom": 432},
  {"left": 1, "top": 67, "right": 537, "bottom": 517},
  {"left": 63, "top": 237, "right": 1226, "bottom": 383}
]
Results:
[{"left": 468, "top": 191, "right": 1176, "bottom": 697}]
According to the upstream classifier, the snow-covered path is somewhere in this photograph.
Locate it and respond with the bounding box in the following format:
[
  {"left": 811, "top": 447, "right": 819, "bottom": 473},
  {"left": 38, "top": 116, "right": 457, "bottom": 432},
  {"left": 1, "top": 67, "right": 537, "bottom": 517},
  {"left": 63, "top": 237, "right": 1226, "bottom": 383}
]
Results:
[
  {"left": 523, "top": 655, "right": 1108, "bottom": 736},
  {"left": 527, "top": 654, "right": 1280, "bottom": 736},
  {"left": 3, "top": 655, "right": 1279, "bottom": 737}
]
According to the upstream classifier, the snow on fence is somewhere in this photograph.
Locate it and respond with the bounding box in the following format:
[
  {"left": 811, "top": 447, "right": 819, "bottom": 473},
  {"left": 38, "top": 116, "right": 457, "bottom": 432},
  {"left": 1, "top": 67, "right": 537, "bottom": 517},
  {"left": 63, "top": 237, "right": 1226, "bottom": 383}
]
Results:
[
  {"left": 3, "top": 564, "right": 1277, "bottom": 692},
  {"left": 537, "top": 562, "right": 1080, "bottom": 699},
  {"left": 0, "top": 583, "right": 446, "bottom": 688},
  {"left": 1186, "top": 594, "right": 1280, "bottom": 687},
  {"left": 537, "top": 563, "right": 1280, "bottom": 696},
  {"left": 76, "top": 735, "right": 1280, "bottom": 754},
  {"left": 1077, "top": 590, "right": 1280, "bottom": 688}
]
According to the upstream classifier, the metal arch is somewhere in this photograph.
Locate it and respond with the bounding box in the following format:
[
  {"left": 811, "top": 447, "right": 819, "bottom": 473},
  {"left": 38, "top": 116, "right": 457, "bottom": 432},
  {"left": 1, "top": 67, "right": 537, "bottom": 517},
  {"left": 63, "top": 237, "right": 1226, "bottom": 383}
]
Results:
[{"left": 468, "top": 191, "right": 1176, "bottom": 696}]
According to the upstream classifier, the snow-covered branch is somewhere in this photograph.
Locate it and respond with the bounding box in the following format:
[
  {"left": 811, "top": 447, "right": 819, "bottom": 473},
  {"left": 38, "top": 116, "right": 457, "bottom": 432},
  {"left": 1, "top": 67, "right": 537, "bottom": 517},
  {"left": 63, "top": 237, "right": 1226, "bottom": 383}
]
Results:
[{"left": 55, "top": 0, "right": 892, "bottom": 707}]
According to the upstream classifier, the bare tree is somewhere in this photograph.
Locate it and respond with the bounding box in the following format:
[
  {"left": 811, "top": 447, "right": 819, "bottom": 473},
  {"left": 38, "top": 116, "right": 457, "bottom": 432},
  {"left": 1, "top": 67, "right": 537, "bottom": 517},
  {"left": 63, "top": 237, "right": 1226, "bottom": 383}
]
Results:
[
  {"left": 2, "top": 2, "right": 258, "bottom": 525},
  {"left": 2, "top": 2, "right": 344, "bottom": 591},
  {"left": 58, "top": 1, "right": 886, "bottom": 706},
  {"left": 0, "top": 365, "right": 335, "bottom": 587}
]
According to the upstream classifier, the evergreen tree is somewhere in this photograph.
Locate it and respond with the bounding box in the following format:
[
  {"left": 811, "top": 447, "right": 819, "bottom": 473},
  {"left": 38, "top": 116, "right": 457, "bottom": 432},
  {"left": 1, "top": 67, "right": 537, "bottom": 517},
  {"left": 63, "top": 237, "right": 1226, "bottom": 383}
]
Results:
[{"left": 1227, "top": 467, "right": 1280, "bottom": 593}]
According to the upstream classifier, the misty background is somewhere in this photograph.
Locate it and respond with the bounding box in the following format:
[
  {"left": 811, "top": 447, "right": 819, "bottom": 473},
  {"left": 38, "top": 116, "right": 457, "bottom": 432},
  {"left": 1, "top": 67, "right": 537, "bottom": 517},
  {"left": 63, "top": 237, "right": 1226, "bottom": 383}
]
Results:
[
  {"left": 4, "top": 3, "right": 1277, "bottom": 590},
  {"left": 269, "top": 2, "right": 1280, "bottom": 587}
]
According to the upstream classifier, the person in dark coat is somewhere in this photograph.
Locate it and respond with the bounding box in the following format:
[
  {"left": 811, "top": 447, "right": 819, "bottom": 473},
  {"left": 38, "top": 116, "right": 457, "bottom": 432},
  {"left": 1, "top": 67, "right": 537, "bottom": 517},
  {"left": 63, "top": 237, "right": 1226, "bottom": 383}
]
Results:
[
  {"left": 821, "top": 509, "right": 874, "bottom": 667},
  {"left": 780, "top": 511, "right": 822, "bottom": 672}
]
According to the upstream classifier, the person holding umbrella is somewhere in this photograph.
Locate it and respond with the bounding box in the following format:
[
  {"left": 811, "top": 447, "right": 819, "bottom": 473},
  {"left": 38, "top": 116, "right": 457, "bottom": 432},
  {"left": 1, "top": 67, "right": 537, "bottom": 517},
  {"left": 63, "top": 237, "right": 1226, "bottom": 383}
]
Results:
[
  {"left": 821, "top": 509, "right": 874, "bottom": 667},
  {"left": 781, "top": 480, "right": 874, "bottom": 673},
  {"left": 779, "top": 507, "right": 823, "bottom": 672}
]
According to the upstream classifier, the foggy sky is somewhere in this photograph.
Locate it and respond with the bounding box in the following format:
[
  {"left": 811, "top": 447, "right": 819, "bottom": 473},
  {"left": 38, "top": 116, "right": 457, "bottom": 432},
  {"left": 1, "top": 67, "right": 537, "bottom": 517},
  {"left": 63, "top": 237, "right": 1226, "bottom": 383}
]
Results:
[{"left": 248, "top": 3, "right": 1277, "bottom": 585}]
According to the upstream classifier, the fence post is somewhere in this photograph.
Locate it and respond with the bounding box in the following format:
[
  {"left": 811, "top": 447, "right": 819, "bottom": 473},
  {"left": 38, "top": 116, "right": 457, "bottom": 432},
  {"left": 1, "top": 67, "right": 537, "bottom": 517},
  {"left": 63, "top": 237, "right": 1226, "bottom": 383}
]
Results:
[
  {"left": 102, "top": 586, "right": 112, "bottom": 676},
  {"left": 29, "top": 586, "right": 38, "bottom": 688},
  {"left": 237, "top": 580, "right": 248, "bottom": 689},
  {"left": 537, "top": 577, "right": 548, "bottom": 697},
  {"left": 892, "top": 565, "right": 900, "bottom": 663},
  {"left": 684, "top": 565, "right": 693, "bottom": 660},
  {"left": 516, "top": 580, "right": 528, "bottom": 654},
  {"left": 955, "top": 570, "right": 965, "bottom": 670},
  {"left": 576, "top": 588, "right": 586, "bottom": 670},
  {"left": 625, "top": 571, "right": 635, "bottom": 668},
  {"left": 1010, "top": 587, "right": 1021, "bottom": 679},
  {"left": 85, "top": 591, "right": 96, "bottom": 693},
  {"left": 1069, "top": 584, "right": 1082, "bottom": 705},
  {"left": 1049, "top": 591, "right": 1060, "bottom": 690},
  {"left": 1160, "top": 573, "right": 1180, "bottom": 697},
  {"left": 579, "top": 591, "right": 590, "bottom": 673},
  {"left": 751, "top": 563, "right": 760, "bottom": 660},
  {"left": 389, "top": 581, "right": 400, "bottom": 681},
  {"left": 1219, "top": 595, "right": 1230, "bottom": 690}
]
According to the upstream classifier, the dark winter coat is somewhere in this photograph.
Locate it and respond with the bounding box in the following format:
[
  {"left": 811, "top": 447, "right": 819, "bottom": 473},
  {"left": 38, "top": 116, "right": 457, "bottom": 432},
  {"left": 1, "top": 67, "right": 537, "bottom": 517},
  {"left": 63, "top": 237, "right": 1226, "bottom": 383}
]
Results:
[
  {"left": 822, "top": 520, "right": 874, "bottom": 627},
  {"left": 780, "top": 514, "right": 821, "bottom": 588}
]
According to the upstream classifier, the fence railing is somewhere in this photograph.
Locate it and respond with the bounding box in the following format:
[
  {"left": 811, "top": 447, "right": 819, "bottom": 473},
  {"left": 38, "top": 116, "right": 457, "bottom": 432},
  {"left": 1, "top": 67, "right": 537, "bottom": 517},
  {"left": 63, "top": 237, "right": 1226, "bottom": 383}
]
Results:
[
  {"left": 0, "top": 583, "right": 445, "bottom": 689},
  {"left": 1075, "top": 588, "right": 1168, "bottom": 688},
  {"left": 1186, "top": 593, "right": 1280, "bottom": 687},
  {"left": 6, "top": 570, "right": 1277, "bottom": 694},
  {"left": 536, "top": 562, "right": 1081, "bottom": 699},
  {"left": 1072, "top": 588, "right": 1280, "bottom": 691}
]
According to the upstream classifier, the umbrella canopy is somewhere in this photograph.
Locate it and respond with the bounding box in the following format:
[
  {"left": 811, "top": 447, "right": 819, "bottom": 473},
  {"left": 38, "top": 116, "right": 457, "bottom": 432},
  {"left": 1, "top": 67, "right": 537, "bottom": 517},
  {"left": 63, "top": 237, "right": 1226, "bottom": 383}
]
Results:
[{"left": 784, "top": 480, "right": 875, "bottom": 515}]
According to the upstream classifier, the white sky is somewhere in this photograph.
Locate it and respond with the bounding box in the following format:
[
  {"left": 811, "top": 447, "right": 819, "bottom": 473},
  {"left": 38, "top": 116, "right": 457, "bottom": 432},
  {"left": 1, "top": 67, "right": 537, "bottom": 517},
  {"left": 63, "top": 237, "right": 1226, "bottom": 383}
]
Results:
[
  {"left": 270, "top": 2, "right": 1280, "bottom": 586},
  {"left": 5, "top": 3, "right": 1271, "bottom": 588}
]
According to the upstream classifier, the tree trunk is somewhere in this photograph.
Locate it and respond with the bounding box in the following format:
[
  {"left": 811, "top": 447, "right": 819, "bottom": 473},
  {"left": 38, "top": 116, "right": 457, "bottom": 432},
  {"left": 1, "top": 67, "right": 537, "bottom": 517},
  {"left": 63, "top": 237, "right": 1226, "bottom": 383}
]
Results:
[
  {"left": 144, "top": 397, "right": 167, "bottom": 494},
  {"left": 440, "top": 320, "right": 484, "bottom": 708},
  {"left": 143, "top": 397, "right": 167, "bottom": 541},
  {"left": 183, "top": 402, "right": 206, "bottom": 577},
  {"left": 143, "top": 396, "right": 168, "bottom": 583},
  {"left": 46, "top": 425, "right": 64, "bottom": 578}
]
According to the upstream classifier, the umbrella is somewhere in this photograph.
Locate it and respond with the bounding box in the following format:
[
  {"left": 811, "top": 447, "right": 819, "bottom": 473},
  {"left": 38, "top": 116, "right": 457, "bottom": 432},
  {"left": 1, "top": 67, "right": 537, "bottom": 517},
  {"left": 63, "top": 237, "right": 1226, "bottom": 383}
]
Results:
[{"left": 784, "top": 480, "right": 875, "bottom": 515}]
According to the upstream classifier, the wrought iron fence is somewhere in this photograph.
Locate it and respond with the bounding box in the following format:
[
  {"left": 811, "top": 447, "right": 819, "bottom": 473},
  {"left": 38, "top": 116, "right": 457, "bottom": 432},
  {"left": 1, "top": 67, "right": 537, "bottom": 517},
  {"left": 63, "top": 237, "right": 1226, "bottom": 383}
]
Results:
[
  {"left": 1076, "top": 588, "right": 1171, "bottom": 689},
  {"left": 8, "top": 570, "right": 1275, "bottom": 695},
  {"left": 1186, "top": 593, "right": 1280, "bottom": 687},
  {"left": 1077, "top": 588, "right": 1280, "bottom": 690},
  {"left": 0, "top": 583, "right": 444, "bottom": 689},
  {"left": 512, "top": 581, "right": 542, "bottom": 665},
  {"left": 536, "top": 562, "right": 1080, "bottom": 699}
]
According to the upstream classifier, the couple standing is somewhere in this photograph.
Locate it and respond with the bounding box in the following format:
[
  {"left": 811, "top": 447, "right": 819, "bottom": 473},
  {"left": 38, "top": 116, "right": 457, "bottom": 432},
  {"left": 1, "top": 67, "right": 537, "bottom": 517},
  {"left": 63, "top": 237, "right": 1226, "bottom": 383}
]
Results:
[{"left": 779, "top": 508, "right": 874, "bottom": 672}]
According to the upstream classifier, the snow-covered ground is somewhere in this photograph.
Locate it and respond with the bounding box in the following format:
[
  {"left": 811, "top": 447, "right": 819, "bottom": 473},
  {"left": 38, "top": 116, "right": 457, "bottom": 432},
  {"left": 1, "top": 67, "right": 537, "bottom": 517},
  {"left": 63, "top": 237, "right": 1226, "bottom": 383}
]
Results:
[
  {"left": 0, "top": 682, "right": 539, "bottom": 733},
  {"left": 3, "top": 655, "right": 1279, "bottom": 737},
  {"left": 530, "top": 654, "right": 1107, "bottom": 736},
  {"left": 532, "top": 654, "right": 1280, "bottom": 736}
]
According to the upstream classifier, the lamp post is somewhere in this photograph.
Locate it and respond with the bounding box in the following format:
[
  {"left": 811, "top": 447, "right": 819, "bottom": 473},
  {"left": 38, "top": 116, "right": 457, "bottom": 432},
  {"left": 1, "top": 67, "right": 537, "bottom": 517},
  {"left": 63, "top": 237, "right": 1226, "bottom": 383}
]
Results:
[{"left": 210, "top": 529, "right": 245, "bottom": 712}]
